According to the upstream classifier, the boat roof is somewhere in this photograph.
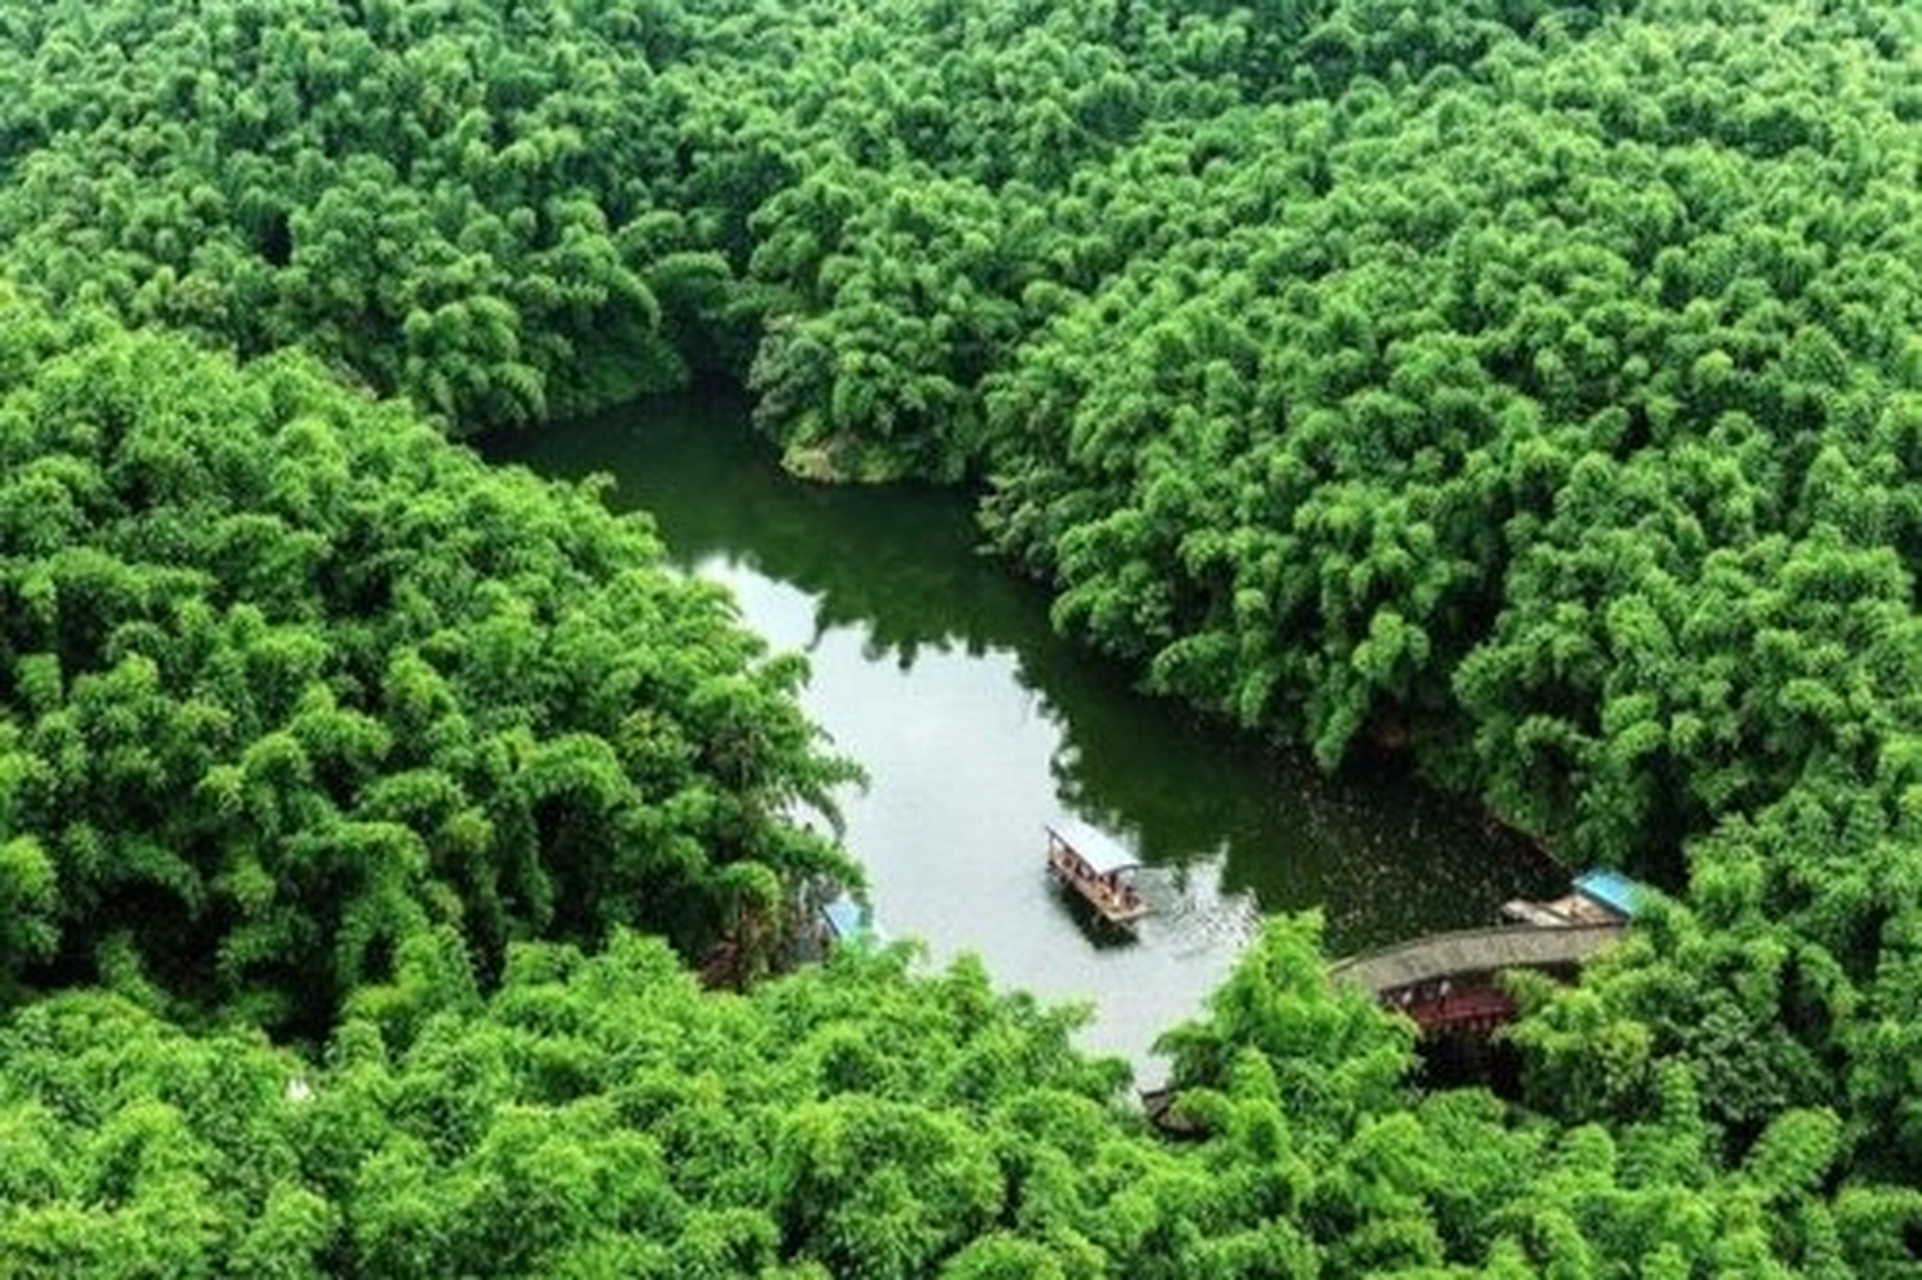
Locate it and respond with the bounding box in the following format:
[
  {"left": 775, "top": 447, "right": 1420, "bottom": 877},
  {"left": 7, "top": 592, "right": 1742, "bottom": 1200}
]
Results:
[
  {"left": 1572, "top": 868, "right": 1642, "bottom": 919},
  {"left": 1045, "top": 818, "right": 1136, "bottom": 872}
]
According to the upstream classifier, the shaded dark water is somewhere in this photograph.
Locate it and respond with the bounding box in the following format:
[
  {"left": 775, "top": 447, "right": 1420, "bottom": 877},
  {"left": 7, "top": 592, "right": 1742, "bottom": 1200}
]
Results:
[{"left": 485, "top": 391, "right": 1562, "bottom": 1072}]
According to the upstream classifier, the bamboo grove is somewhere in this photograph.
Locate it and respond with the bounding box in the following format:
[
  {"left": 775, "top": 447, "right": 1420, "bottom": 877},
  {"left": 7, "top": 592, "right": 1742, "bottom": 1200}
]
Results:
[{"left": 0, "top": 0, "right": 1916, "bottom": 1274}]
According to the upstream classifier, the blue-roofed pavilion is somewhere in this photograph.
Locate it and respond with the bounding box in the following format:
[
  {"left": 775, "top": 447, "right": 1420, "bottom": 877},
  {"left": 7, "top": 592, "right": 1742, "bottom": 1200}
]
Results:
[{"left": 1572, "top": 869, "right": 1642, "bottom": 920}]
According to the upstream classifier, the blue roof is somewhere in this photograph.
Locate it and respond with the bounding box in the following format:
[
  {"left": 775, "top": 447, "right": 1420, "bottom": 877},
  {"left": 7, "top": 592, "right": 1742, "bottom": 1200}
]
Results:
[
  {"left": 820, "top": 893, "right": 872, "bottom": 943},
  {"left": 1573, "top": 869, "right": 1642, "bottom": 919}
]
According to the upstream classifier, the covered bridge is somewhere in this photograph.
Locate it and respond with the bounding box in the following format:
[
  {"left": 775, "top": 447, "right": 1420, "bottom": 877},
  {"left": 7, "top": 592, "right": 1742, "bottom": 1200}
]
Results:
[{"left": 1328, "top": 922, "right": 1626, "bottom": 1035}]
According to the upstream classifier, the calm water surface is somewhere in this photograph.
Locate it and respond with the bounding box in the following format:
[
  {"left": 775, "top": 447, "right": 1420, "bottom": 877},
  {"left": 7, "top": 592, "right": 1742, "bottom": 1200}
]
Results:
[{"left": 487, "top": 392, "right": 1562, "bottom": 1073}]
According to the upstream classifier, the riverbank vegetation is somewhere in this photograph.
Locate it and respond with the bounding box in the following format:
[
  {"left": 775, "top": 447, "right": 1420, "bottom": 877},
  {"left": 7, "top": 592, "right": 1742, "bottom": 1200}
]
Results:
[
  {"left": 1, "top": 0, "right": 1916, "bottom": 1273},
  {"left": 0, "top": 299, "right": 860, "bottom": 1036}
]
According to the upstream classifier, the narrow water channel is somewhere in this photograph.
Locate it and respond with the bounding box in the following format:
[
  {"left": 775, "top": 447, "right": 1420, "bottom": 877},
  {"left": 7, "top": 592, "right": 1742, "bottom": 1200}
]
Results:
[{"left": 486, "top": 390, "right": 1563, "bottom": 1071}]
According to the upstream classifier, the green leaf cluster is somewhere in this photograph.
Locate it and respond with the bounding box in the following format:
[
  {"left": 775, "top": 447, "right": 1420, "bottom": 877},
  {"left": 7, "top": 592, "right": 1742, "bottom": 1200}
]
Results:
[
  {"left": 4, "top": 921, "right": 1903, "bottom": 1277},
  {"left": 0, "top": 296, "right": 856, "bottom": 1032},
  {"left": 639, "top": 0, "right": 1922, "bottom": 1197},
  {"left": 0, "top": 0, "right": 701, "bottom": 429},
  {"left": 0, "top": 0, "right": 1918, "bottom": 1272}
]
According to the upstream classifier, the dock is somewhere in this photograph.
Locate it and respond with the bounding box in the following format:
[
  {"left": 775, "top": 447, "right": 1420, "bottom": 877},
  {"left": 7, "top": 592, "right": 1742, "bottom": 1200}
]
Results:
[{"left": 1046, "top": 822, "right": 1150, "bottom": 926}]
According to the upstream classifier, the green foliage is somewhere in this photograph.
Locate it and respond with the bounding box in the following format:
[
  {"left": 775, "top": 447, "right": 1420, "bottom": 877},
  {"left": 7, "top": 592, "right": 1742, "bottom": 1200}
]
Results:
[
  {"left": 653, "top": 0, "right": 1922, "bottom": 1209},
  {"left": 7, "top": 921, "right": 1891, "bottom": 1277},
  {"left": 0, "top": 1, "right": 701, "bottom": 431},
  {"left": 0, "top": 931, "right": 1115, "bottom": 1277},
  {"left": 0, "top": 0, "right": 1918, "bottom": 1273},
  {"left": 970, "top": 3, "right": 1916, "bottom": 872},
  {"left": 0, "top": 990, "right": 326, "bottom": 1277},
  {"left": 0, "top": 303, "right": 857, "bottom": 1032}
]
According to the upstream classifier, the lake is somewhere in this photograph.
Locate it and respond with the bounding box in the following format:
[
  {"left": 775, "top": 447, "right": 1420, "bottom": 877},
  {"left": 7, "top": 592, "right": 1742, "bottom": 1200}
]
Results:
[{"left": 485, "top": 391, "right": 1563, "bottom": 1072}]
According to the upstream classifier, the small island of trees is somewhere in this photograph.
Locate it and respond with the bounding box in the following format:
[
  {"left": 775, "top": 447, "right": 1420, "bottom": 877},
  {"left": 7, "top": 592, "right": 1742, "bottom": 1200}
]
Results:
[{"left": 0, "top": 0, "right": 1916, "bottom": 1274}]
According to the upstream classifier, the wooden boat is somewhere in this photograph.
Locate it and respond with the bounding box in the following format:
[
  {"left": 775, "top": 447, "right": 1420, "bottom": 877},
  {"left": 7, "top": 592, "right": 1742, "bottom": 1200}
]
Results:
[{"left": 1046, "top": 822, "right": 1150, "bottom": 926}]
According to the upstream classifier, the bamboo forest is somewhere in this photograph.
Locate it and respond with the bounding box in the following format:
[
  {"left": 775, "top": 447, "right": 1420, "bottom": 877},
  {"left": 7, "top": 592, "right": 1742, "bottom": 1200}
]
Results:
[{"left": 0, "top": 0, "right": 1916, "bottom": 1274}]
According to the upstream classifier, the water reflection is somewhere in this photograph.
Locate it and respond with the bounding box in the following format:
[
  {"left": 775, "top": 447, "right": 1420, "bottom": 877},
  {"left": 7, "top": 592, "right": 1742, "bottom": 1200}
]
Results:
[{"left": 485, "top": 390, "right": 1562, "bottom": 1070}]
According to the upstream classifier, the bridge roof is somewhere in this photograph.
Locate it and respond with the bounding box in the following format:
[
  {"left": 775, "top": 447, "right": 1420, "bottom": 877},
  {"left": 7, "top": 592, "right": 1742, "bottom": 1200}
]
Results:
[{"left": 1328, "top": 923, "right": 1625, "bottom": 996}]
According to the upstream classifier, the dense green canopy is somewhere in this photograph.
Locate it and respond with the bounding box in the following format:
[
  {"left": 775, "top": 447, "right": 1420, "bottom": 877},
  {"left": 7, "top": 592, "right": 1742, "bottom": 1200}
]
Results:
[
  {"left": 0, "top": 0, "right": 1916, "bottom": 1273},
  {"left": 9, "top": 921, "right": 1908, "bottom": 1277},
  {"left": 0, "top": 298, "right": 858, "bottom": 1033}
]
